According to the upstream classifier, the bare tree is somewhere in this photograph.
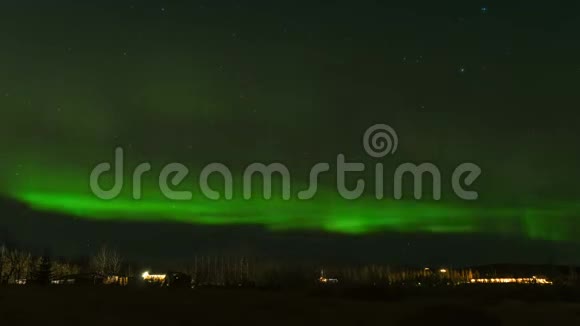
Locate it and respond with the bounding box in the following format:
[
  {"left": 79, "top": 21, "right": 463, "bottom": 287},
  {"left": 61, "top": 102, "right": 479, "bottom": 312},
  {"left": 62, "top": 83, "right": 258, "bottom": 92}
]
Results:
[
  {"left": 91, "top": 245, "right": 122, "bottom": 276},
  {"left": 10, "top": 250, "right": 32, "bottom": 282},
  {"left": 52, "top": 261, "right": 81, "bottom": 279},
  {"left": 0, "top": 246, "right": 34, "bottom": 284}
]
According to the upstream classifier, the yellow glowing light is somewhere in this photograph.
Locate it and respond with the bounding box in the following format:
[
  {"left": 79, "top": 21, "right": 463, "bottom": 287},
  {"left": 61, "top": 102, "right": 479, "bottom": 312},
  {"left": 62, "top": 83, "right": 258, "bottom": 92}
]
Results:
[
  {"left": 470, "top": 277, "right": 553, "bottom": 285},
  {"left": 142, "top": 271, "right": 166, "bottom": 282},
  {"left": 439, "top": 269, "right": 447, "bottom": 273}
]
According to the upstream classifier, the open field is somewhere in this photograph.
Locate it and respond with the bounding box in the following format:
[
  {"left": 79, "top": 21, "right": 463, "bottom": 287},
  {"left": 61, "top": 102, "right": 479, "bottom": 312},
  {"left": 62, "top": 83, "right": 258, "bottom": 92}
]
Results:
[{"left": 1, "top": 286, "right": 580, "bottom": 325}]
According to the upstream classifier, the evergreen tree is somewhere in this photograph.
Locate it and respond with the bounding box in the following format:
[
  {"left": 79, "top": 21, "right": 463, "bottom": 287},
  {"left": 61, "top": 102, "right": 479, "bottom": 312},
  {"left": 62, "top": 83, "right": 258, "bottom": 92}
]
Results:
[{"left": 34, "top": 255, "right": 52, "bottom": 285}]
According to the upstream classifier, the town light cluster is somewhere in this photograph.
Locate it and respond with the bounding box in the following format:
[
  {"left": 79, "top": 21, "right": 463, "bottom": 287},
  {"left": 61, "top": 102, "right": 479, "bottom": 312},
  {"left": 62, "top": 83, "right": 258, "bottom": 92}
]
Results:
[{"left": 470, "top": 276, "right": 553, "bottom": 285}]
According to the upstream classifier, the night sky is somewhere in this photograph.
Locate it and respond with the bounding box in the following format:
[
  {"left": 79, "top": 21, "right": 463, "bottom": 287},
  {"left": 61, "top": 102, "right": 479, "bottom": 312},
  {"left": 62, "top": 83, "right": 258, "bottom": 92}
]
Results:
[{"left": 1, "top": 1, "right": 579, "bottom": 265}]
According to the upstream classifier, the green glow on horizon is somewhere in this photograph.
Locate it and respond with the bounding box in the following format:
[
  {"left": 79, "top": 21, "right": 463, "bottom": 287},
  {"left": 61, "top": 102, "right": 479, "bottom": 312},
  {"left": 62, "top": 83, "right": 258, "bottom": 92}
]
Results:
[
  {"left": 3, "top": 159, "right": 579, "bottom": 243},
  {"left": 10, "top": 190, "right": 580, "bottom": 242}
]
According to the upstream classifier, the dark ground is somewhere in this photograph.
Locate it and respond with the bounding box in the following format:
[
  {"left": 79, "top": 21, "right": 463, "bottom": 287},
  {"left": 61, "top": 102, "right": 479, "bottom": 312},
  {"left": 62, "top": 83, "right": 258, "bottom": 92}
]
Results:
[{"left": 1, "top": 286, "right": 580, "bottom": 325}]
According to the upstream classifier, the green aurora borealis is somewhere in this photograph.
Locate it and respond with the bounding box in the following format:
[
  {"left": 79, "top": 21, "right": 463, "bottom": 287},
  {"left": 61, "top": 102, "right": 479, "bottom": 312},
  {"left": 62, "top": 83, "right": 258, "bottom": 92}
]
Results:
[
  {"left": 6, "top": 165, "right": 580, "bottom": 242},
  {"left": 1, "top": 1, "right": 580, "bottom": 253},
  {"left": 13, "top": 191, "right": 579, "bottom": 242}
]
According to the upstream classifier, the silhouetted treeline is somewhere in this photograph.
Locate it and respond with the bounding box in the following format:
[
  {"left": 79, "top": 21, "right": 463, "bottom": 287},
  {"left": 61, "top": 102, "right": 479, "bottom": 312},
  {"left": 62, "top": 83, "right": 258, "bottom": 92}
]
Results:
[
  {"left": 1, "top": 242, "right": 579, "bottom": 288},
  {"left": 0, "top": 244, "right": 79, "bottom": 285}
]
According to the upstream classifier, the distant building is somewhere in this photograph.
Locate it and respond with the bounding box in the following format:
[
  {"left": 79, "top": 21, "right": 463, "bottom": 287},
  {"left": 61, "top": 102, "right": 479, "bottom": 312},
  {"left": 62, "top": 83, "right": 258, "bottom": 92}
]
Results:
[
  {"left": 470, "top": 276, "right": 552, "bottom": 285},
  {"left": 51, "top": 273, "right": 128, "bottom": 286},
  {"left": 318, "top": 269, "right": 338, "bottom": 284},
  {"left": 141, "top": 271, "right": 192, "bottom": 288},
  {"left": 141, "top": 271, "right": 166, "bottom": 284}
]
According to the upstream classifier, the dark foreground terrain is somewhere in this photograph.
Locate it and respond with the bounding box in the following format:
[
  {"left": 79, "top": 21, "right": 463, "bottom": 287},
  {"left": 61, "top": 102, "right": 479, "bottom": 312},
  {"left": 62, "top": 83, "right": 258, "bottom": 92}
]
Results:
[{"left": 1, "top": 286, "right": 579, "bottom": 325}]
